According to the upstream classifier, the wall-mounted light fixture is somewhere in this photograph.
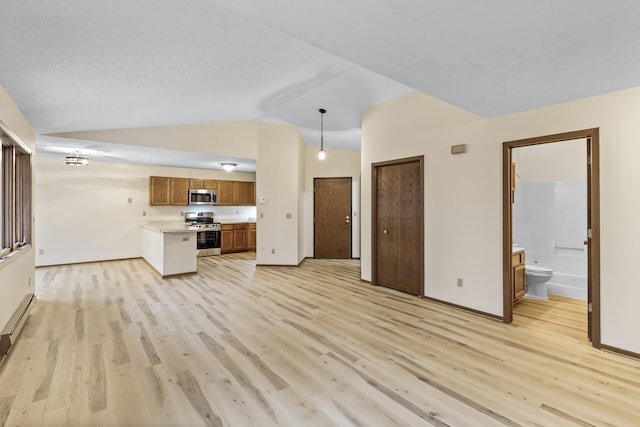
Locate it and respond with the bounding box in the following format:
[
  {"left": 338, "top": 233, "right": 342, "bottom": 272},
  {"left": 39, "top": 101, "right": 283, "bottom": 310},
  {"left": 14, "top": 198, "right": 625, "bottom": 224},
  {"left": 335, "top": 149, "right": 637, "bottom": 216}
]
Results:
[
  {"left": 65, "top": 151, "right": 89, "bottom": 166},
  {"left": 220, "top": 163, "right": 237, "bottom": 172},
  {"left": 318, "top": 108, "right": 327, "bottom": 160}
]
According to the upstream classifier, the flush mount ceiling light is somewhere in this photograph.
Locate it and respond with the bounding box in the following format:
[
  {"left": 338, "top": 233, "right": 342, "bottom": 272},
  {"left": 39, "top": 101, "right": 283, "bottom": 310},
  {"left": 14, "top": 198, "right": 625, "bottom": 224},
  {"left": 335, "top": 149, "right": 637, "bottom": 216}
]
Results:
[
  {"left": 65, "top": 151, "right": 89, "bottom": 166},
  {"left": 220, "top": 162, "right": 237, "bottom": 172},
  {"left": 318, "top": 108, "right": 327, "bottom": 160}
]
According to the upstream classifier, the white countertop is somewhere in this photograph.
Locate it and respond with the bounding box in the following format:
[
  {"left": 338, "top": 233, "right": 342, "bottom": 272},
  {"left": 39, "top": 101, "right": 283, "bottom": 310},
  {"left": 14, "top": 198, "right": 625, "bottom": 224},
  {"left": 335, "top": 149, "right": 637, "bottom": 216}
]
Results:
[
  {"left": 218, "top": 219, "right": 257, "bottom": 224},
  {"left": 142, "top": 221, "right": 198, "bottom": 233},
  {"left": 143, "top": 219, "right": 256, "bottom": 233}
]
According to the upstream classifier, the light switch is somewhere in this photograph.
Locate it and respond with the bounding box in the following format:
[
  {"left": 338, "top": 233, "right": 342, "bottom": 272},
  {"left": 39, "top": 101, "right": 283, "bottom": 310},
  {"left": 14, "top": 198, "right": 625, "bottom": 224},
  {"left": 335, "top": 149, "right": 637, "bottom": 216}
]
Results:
[{"left": 286, "top": 213, "right": 292, "bottom": 219}]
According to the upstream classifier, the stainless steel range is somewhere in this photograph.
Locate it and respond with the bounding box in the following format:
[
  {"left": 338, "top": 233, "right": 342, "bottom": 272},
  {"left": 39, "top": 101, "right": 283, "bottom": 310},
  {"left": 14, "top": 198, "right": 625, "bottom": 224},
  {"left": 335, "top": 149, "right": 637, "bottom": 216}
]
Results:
[{"left": 185, "top": 212, "right": 221, "bottom": 256}]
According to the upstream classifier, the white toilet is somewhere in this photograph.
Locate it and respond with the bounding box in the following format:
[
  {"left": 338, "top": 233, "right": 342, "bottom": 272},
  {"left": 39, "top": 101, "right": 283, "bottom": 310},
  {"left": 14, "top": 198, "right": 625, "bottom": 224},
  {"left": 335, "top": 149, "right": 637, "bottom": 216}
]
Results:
[{"left": 524, "top": 265, "right": 554, "bottom": 300}]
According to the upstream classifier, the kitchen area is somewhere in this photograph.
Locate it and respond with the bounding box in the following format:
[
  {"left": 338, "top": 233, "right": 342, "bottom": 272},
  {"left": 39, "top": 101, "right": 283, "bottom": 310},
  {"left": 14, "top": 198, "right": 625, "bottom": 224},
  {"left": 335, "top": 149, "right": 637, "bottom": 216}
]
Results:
[{"left": 141, "top": 175, "right": 257, "bottom": 277}]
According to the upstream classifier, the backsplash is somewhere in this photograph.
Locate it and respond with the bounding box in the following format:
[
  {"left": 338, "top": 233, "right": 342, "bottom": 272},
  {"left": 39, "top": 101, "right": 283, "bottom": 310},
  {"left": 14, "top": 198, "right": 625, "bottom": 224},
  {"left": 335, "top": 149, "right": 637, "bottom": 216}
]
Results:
[{"left": 144, "top": 205, "right": 257, "bottom": 222}]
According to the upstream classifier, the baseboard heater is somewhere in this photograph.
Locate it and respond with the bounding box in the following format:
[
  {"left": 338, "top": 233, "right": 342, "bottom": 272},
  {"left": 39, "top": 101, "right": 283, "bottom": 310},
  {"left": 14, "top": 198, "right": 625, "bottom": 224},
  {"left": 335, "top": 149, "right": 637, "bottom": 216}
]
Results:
[{"left": 0, "top": 293, "right": 35, "bottom": 361}]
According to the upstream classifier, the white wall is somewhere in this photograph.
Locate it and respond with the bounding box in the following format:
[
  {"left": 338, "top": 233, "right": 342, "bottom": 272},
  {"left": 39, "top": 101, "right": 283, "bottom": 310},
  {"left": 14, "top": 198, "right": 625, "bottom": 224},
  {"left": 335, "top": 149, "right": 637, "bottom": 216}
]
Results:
[
  {"left": 53, "top": 120, "right": 259, "bottom": 159},
  {"left": 34, "top": 156, "right": 255, "bottom": 266},
  {"left": 513, "top": 138, "right": 587, "bottom": 183},
  {"left": 362, "top": 87, "right": 640, "bottom": 354},
  {"left": 303, "top": 145, "right": 361, "bottom": 258},
  {"left": 255, "top": 122, "right": 303, "bottom": 265},
  {"left": 0, "top": 85, "right": 36, "bottom": 330}
]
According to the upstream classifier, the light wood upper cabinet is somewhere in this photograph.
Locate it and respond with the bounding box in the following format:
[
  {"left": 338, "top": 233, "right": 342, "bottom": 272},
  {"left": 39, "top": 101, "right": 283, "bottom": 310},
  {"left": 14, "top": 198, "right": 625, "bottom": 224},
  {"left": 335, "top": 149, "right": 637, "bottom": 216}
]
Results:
[
  {"left": 217, "top": 180, "right": 236, "bottom": 205},
  {"left": 189, "top": 179, "right": 203, "bottom": 189},
  {"left": 149, "top": 176, "right": 188, "bottom": 206},
  {"left": 189, "top": 179, "right": 218, "bottom": 190},
  {"left": 149, "top": 176, "right": 255, "bottom": 206},
  {"left": 170, "top": 178, "right": 189, "bottom": 206},
  {"left": 203, "top": 180, "right": 218, "bottom": 190},
  {"left": 235, "top": 182, "right": 255, "bottom": 206},
  {"left": 149, "top": 176, "right": 171, "bottom": 206}
]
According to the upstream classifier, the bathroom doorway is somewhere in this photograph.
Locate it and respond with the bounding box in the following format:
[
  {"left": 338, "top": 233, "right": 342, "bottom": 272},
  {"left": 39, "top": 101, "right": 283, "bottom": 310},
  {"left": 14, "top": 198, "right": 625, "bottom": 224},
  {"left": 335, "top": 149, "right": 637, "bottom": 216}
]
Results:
[{"left": 502, "top": 129, "right": 600, "bottom": 348}]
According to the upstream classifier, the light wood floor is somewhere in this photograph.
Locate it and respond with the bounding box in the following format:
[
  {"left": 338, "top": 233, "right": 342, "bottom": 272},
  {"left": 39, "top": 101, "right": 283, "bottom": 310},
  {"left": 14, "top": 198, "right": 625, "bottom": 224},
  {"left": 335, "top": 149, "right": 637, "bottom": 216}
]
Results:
[{"left": 1, "top": 254, "right": 639, "bottom": 426}]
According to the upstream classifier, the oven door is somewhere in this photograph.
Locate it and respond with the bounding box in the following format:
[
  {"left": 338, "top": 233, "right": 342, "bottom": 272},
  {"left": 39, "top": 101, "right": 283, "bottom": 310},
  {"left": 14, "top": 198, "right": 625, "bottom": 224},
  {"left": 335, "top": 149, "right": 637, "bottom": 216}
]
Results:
[{"left": 196, "top": 230, "right": 221, "bottom": 256}]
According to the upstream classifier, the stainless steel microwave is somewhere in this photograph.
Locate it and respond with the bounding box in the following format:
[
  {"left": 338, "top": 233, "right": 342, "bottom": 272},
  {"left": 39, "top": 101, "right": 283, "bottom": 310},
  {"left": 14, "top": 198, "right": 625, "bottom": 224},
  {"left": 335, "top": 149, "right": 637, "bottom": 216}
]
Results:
[{"left": 188, "top": 189, "right": 218, "bottom": 205}]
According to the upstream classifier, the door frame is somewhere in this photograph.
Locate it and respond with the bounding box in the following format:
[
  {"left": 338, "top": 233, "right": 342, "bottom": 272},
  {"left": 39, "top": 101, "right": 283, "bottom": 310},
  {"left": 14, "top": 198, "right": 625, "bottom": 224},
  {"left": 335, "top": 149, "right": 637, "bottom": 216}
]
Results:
[
  {"left": 313, "top": 177, "right": 353, "bottom": 259},
  {"left": 371, "top": 155, "right": 425, "bottom": 295},
  {"left": 502, "top": 128, "right": 600, "bottom": 348}
]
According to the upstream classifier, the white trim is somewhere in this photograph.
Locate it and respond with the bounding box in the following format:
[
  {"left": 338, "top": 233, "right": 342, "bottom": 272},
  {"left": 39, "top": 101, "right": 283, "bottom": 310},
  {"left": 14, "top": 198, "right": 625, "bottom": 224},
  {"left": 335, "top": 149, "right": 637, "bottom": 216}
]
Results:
[{"left": 0, "top": 120, "right": 32, "bottom": 154}]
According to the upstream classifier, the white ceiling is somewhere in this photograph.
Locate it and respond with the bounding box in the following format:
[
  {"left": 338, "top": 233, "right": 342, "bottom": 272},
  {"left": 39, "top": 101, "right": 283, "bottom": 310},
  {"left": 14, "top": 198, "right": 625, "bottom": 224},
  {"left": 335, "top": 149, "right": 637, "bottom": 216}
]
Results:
[{"left": 2, "top": 1, "right": 640, "bottom": 171}]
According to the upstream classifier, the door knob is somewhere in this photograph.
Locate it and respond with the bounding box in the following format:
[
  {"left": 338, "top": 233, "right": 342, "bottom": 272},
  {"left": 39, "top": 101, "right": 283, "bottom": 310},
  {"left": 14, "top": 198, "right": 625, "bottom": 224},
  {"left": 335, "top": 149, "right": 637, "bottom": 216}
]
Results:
[
  {"left": 346, "top": 220, "right": 350, "bottom": 224},
  {"left": 346, "top": 215, "right": 350, "bottom": 220},
  {"left": 383, "top": 229, "right": 388, "bottom": 234}
]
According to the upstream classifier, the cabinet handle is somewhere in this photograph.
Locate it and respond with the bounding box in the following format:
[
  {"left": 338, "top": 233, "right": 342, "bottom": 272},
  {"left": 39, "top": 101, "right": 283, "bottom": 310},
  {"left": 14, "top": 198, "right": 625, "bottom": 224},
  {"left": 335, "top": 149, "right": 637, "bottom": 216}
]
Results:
[{"left": 383, "top": 229, "right": 388, "bottom": 234}]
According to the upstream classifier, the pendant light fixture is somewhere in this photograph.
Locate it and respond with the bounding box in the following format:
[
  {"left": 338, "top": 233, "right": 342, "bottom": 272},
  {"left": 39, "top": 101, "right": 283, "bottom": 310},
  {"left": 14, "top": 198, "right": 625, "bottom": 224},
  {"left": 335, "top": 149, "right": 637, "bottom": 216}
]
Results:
[
  {"left": 65, "top": 151, "right": 89, "bottom": 166},
  {"left": 318, "top": 108, "right": 327, "bottom": 160}
]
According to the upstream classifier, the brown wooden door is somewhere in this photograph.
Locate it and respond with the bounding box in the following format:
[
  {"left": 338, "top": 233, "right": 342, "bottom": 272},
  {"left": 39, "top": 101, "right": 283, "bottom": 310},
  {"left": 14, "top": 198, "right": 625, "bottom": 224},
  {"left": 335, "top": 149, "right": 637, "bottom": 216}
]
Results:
[
  {"left": 373, "top": 157, "right": 423, "bottom": 296},
  {"left": 314, "top": 178, "right": 351, "bottom": 259}
]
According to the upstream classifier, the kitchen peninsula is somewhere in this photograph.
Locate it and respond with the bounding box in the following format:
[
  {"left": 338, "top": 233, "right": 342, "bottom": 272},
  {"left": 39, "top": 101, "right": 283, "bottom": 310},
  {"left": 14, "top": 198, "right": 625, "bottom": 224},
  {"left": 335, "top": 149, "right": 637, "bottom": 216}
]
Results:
[
  {"left": 141, "top": 218, "right": 257, "bottom": 277},
  {"left": 141, "top": 222, "right": 198, "bottom": 277}
]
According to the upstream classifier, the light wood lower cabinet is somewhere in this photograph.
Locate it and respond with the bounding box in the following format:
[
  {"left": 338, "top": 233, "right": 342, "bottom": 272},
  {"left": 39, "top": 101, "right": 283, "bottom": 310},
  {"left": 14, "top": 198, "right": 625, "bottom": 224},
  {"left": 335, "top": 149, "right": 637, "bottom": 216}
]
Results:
[
  {"left": 247, "top": 223, "right": 256, "bottom": 251},
  {"left": 512, "top": 251, "right": 526, "bottom": 303},
  {"left": 221, "top": 223, "right": 255, "bottom": 254}
]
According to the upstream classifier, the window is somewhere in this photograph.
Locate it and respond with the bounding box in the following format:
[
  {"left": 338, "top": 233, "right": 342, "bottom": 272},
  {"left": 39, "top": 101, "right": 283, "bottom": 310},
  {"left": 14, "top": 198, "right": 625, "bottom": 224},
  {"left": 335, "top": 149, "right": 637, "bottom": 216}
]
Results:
[{"left": 1, "top": 128, "right": 32, "bottom": 259}]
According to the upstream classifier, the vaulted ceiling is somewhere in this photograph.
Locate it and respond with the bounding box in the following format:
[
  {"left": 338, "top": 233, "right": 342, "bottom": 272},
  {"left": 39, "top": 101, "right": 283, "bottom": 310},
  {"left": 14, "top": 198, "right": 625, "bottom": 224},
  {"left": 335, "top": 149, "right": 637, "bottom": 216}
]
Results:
[{"left": 2, "top": 0, "right": 640, "bottom": 169}]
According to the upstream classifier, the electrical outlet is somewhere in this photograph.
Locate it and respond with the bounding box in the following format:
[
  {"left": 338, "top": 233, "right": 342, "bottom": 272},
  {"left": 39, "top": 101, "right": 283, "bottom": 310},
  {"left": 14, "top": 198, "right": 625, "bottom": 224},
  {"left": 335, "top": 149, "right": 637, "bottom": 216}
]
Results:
[
  {"left": 286, "top": 213, "right": 292, "bottom": 219},
  {"left": 142, "top": 211, "right": 147, "bottom": 216},
  {"left": 39, "top": 249, "right": 44, "bottom": 255},
  {"left": 127, "top": 197, "right": 132, "bottom": 203},
  {"left": 260, "top": 212, "right": 264, "bottom": 219},
  {"left": 182, "top": 237, "right": 189, "bottom": 242},
  {"left": 271, "top": 248, "right": 275, "bottom": 254},
  {"left": 457, "top": 278, "right": 464, "bottom": 287}
]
